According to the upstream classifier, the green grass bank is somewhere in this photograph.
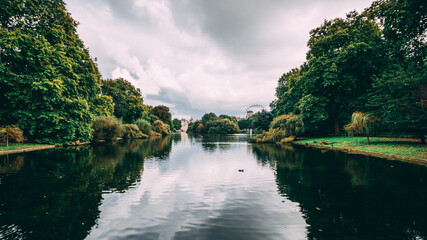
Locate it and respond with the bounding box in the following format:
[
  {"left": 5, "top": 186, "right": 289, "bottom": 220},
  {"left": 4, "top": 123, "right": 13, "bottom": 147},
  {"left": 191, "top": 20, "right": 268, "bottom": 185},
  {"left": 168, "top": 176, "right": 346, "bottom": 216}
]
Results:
[
  {"left": 296, "top": 136, "right": 427, "bottom": 163},
  {"left": 0, "top": 144, "right": 56, "bottom": 155}
]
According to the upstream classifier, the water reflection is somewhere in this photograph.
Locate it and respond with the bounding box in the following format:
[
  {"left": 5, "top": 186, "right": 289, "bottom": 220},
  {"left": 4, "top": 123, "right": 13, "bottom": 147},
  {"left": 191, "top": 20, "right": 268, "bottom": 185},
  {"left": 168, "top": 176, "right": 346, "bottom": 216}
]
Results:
[
  {"left": 251, "top": 143, "right": 427, "bottom": 240},
  {"left": 86, "top": 134, "right": 307, "bottom": 240},
  {"left": 0, "top": 137, "right": 172, "bottom": 240},
  {"left": 1, "top": 135, "right": 426, "bottom": 240}
]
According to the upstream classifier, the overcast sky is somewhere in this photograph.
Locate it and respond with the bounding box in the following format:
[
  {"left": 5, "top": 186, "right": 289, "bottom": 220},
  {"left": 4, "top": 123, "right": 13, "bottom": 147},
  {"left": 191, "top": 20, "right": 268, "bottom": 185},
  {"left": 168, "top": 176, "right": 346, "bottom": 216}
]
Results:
[{"left": 65, "top": 0, "right": 374, "bottom": 119}]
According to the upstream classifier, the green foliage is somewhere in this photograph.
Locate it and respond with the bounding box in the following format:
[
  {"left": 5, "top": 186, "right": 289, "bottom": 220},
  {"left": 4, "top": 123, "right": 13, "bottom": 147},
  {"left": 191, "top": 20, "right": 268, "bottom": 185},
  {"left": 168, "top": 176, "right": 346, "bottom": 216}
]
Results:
[
  {"left": 238, "top": 118, "right": 252, "bottom": 130},
  {"left": 270, "top": 114, "right": 304, "bottom": 137},
  {"left": 122, "top": 124, "right": 146, "bottom": 139},
  {"left": 297, "top": 94, "right": 329, "bottom": 133},
  {"left": 205, "top": 118, "right": 240, "bottom": 134},
  {"left": 172, "top": 118, "right": 182, "bottom": 131},
  {"left": 101, "top": 78, "right": 145, "bottom": 123},
  {"left": 201, "top": 113, "right": 218, "bottom": 125},
  {"left": 195, "top": 123, "right": 204, "bottom": 134},
  {"left": 134, "top": 119, "right": 153, "bottom": 136},
  {"left": 0, "top": 125, "right": 25, "bottom": 147},
  {"left": 218, "top": 114, "right": 238, "bottom": 123},
  {"left": 0, "top": 0, "right": 110, "bottom": 144},
  {"left": 250, "top": 114, "right": 304, "bottom": 143},
  {"left": 367, "top": 64, "right": 426, "bottom": 140},
  {"left": 187, "top": 113, "right": 240, "bottom": 135},
  {"left": 141, "top": 110, "right": 160, "bottom": 125},
  {"left": 367, "top": 0, "right": 427, "bottom": 65},
  {"left": 91, "top": 95, "right": 114, "bottom": 117},
  {"left": 152, "top": 105, "right": 172, "bottom": 126},
  {"left": 251, "top": 110, "right": 273, "bottom": 132},
  {"left": 269, "top": 6, "right": 427, "bottom": 136},
  {"left": 152, "top": 120, "right": 171, "bottom": 136},
  {"left": 92, "top": 116, "right": 123, "bottom": 141}
]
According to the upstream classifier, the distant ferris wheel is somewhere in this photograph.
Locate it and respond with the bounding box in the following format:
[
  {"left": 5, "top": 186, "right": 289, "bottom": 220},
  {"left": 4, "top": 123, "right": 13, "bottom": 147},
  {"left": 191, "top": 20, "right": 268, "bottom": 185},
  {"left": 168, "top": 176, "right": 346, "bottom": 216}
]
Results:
[{"left": 245, "top": 104, "right": 265, "bottom": 118}]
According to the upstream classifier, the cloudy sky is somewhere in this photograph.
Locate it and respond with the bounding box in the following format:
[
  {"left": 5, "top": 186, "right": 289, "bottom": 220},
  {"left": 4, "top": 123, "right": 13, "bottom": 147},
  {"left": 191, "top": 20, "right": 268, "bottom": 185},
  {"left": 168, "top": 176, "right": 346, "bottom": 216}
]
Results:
[{"left": 65, "top": 0, "right": 374, "bottom": 119}]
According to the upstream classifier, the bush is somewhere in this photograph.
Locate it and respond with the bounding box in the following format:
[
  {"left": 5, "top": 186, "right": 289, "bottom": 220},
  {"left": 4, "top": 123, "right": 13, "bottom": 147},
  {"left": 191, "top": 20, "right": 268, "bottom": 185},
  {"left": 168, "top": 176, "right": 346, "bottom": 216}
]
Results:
[
  {"left": 250, "top": 114, "right": 304, "bottom": 143},
  {"left": 206, "top": 119, "right": 240, "bottom": 134},
  {"left": 152, "top": 120, "right": 171, "bottom": 136},
  {"left": 92, "top": 116, "right": 123, "bottom": 141},
  {"left": 123, "top": 124, "right": 147, "bottom": 139},
  {"left": 270, "top": 113, "right": 304, "bottom": 136},
  {"left": 135, "top": 119, "right": 153, "bottom": 136}
]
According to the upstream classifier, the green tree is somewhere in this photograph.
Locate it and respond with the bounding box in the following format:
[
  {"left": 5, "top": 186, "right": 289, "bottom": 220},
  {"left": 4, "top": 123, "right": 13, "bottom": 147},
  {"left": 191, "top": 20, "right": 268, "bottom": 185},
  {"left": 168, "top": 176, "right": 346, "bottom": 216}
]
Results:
[
  {"left": 367, "top": 0, "right": 426, "bottom": 65},
  {"left": 205, "top": 118, "right": 240, "bottom": 134},
  {"left": 271, "top": 11, "right": 385, "bottom": 135},
  {"left": 201, "top": 112, "right": 218, "bottom": 125},
  {"left": 101, "top": 78, "right": 145, "bottom": 124},
  {"left": 172, "top": 118, "right": 182, "bottom": 131},
  {"left": 152, "top": 105, "right": 172, "bottom": 126},
  {"left": 297, "top": 94, "right": 329, "bottom": 134},
  {"left": 0, "top": 0, "right": 111, "bottom": 143},
  {"left": 367, "top": 64, "right": 426, "bottom": 142},
  {"left": 238, "top": 118, "right": 252, "bottom": 130},
  {"left": 251, "top": 110, "right": 273, "bottom": 132}
]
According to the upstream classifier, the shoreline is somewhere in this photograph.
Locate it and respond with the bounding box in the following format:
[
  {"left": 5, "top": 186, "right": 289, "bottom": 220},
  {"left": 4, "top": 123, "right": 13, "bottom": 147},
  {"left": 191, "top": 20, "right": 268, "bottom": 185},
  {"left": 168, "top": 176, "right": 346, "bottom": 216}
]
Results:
[
  {"left": 292, "top": 141, "right": 427, "bottom": 166},
  {"left": 0, "top": 145, "right": 56, "bottom": 155}
]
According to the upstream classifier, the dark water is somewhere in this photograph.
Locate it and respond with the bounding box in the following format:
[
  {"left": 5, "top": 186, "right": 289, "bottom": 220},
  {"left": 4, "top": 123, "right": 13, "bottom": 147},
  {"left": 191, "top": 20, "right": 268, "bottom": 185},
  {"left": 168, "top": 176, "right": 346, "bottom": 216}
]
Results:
[{"left": 0, "top": 134, "right": 426, "bottom": 240}]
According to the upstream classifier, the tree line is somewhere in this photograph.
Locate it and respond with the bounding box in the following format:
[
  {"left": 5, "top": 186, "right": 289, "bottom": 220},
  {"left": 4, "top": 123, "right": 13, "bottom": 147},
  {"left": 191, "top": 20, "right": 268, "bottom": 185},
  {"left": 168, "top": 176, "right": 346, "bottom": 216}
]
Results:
[
  {"left": 187, "top": 113, "right": 241, "bottom": 134},
  {"left": 0, "top": 0, "right": 180, "bottom": 144},
  {"left": 254, "top": 0, "right": 426, "bottom": 143}
]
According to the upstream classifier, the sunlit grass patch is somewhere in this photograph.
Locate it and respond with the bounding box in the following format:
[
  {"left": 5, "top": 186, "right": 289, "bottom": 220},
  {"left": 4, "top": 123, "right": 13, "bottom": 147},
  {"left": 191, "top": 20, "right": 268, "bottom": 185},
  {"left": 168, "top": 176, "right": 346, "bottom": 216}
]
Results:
[
  {"left": 299, "top": 136, "right": 427, "bottom": 160},
  {"left": 0, "top": 144, "right": 50, "bottom": 151}
]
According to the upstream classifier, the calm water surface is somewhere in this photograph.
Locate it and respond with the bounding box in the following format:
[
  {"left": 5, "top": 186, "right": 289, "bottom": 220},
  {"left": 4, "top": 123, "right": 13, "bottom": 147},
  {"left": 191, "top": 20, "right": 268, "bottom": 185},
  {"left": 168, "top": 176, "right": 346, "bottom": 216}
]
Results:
[{"left": 0, "top": 134, "right": 426, "bottom": 240}]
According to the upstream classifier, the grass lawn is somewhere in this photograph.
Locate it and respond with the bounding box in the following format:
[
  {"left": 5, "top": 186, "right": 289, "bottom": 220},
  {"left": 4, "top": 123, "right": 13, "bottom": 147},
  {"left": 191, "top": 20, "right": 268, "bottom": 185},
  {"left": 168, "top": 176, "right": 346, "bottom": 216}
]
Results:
[
  {"left": 298, "top": 136, "right": 427, "bottom": 160},
  {"left": 0, "top": 143, "right": 51, "bottom": 152}
]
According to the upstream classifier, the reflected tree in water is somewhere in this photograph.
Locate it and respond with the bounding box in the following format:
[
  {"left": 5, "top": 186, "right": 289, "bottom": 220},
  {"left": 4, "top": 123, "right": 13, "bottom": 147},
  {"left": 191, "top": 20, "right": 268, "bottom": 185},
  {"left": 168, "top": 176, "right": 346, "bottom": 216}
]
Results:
[
  {"left": 0, "top": 137, "right": 173, "bottom": 239},
  {"left": 251, "top": 144, "right": 427, "bottom": 240}
]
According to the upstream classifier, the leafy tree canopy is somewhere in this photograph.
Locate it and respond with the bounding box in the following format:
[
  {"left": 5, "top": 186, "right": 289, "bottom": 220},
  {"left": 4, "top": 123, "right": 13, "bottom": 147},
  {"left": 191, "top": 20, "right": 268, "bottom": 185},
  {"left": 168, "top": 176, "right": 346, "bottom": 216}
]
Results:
[
  {"left": 0, "top": 0, "right": 112, "bottom": 143},
  {"left": 101, "top": 78, "right": 145, "bottom": 124},
  {"left": 152, "top": 105, "right": 172, "bottom": 126}
]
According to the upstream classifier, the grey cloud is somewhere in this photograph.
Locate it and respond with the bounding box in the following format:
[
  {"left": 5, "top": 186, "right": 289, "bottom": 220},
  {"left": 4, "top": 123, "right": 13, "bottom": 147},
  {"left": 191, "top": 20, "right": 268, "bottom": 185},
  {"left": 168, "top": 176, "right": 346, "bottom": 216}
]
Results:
[
  {"left": 146, "top": 88, "right": 250, "bottom": 119},
  {"left": 66, "top": 0, "right": 375, "bottom": 119}
]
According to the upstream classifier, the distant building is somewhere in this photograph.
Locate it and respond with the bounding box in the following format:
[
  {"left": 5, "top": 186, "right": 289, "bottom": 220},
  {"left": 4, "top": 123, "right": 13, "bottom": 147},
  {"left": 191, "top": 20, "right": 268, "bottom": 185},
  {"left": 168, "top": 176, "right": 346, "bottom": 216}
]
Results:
[
  {"left": 246, "top": 110, "right": 254, "bottom": 118},
  {"left": 180, "top": 118, "right": 190, "bottom": 132}
]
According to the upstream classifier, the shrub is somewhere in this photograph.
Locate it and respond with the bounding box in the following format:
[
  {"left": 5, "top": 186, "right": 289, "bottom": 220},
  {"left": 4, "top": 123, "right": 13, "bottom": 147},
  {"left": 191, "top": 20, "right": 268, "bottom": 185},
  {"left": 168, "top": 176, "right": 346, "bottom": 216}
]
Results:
[
  {"left": 250, "top": 114, "right": 304, "bottom": 143},
  {"left": 206, "top": 119, "right": 240, "bottom": 134},
  {"left": 152, "top": 120, "right": 171, "bottom": 136},
  {"left": 123, "top": 124, "right": 147, "bottom": 139},
  {"left": 135, "top": 119, "right": 153, "bottom": 136},
  {"left": 92, "top": 116, "right": 123, "bottom": 141}
]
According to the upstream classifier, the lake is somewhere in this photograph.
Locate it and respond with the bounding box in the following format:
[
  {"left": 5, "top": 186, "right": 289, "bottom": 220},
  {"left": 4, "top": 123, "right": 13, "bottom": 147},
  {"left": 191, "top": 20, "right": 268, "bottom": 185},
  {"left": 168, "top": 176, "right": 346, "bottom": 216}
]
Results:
[{"left": 1, "top": 133, "right": 426, "bottom": 240}]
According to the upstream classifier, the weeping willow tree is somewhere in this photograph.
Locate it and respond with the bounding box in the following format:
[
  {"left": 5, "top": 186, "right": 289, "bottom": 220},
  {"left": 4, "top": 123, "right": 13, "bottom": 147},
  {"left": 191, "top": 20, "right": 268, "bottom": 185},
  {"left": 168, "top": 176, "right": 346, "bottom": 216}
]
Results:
[
  {"left": 0, "top": 126, "right": 24, "bottom": 147},
  {"left": 345, "top": 112, "right": 379, "bottom": 145}
]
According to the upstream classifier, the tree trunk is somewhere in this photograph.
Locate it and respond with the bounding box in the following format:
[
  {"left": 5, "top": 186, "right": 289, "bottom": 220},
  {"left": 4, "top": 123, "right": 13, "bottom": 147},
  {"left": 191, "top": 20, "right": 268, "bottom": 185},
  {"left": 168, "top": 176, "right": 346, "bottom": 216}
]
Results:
[
  {"left": 334, "top": 119, "right": 340, "bottom": 135},
  {"left": 421, "top": 131, "right": 425, "bottom": 144},
  {"left": 6, "top": 133, "right": 8, "bottom": 147},
  {"left": 367, "top": 130, "right": 370, "bottom": 145}
]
